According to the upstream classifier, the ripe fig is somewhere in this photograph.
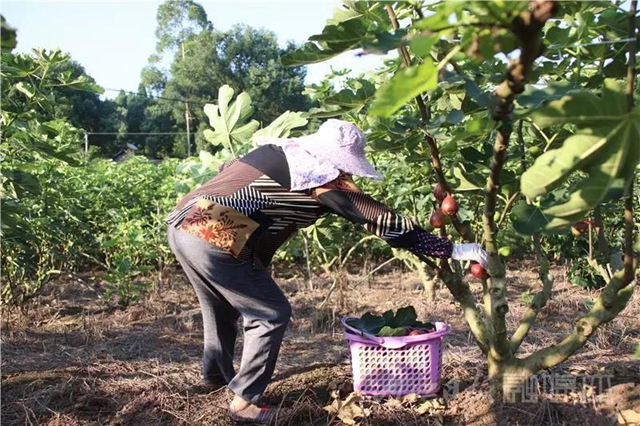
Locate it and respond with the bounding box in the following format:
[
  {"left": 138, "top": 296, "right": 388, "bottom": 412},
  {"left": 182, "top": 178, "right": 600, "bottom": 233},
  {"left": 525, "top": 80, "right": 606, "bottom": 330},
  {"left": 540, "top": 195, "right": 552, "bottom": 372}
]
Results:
[
  {"left": 429, "top": 209, "right": 445, "bottom": 228},
  {"left": 470, "top": 263, "right": 488, "bottom": 279},
  {"left": 441, "top": 194, "right": 459, "bottom": 216},
  {"left": 409, "top": 330, "right": 425, "bottom": 336},
  {"left": 572, "top": 220, "right": 590, "bottom": 236},
  {"left": 433, "top": 183, "right": 448, "bottom": 201}
]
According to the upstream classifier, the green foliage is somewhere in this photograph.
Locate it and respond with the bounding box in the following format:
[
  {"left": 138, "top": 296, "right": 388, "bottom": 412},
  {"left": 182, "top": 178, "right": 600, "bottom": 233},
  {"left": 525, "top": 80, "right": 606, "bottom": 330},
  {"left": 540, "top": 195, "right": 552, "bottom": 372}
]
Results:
[
  {"left": 0, "top": 29, "right": 179, "bottom": 307},
  {"left": 347, "top": 312, "right": 387, "bottom": 335},
  {"left": 1, "top": 15, "right": 17, "bottom": 52},
  {"left": 346, "top": 306, "right": 432, "bottom": 337},
  {"left": 568, "top": 257, "right": 607, "bottom": 290},
  {"left": 154, "top": 0, "right": 211, "bottom": 55},
  {"left": 203, "top": 85, "right": 259, "bottom": 155},
  {"left": 369, "top": 59, "right": 438, "bottom": 117},
  {"left": 520, "top": 80, "right": 640, "bottom": 232},
  {"left": 282, "top": 15, "right": 376, "bottom": 65},
  {"left": 1, "top": 155, "right": 179, "bottom": 305},
  {"left": 1, "top": 23, "right": 103, "bottom": 237},
  {"left": 152, "top": 18, "right": 310, "bottom": 155},
  {"left": 252, "top": 111, "right": 308, "bottom": 140},
  {"left": 286, "top": 0, "right": 639, "bottom": 295}
]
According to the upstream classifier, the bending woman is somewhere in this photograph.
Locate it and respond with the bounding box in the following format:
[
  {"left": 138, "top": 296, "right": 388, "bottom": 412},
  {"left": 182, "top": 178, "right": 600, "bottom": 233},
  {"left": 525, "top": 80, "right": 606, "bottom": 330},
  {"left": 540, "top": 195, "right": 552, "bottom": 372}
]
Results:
[{"left": 166, "top": 119, "right": 487, "bottom": 423}]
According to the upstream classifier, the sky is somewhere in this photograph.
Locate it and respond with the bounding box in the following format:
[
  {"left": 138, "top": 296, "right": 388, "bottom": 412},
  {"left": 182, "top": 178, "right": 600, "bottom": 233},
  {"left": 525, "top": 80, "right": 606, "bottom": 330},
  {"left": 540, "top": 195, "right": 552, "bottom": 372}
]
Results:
[{"left": 2, "top": 0, "right": 388, "bottom": 99}]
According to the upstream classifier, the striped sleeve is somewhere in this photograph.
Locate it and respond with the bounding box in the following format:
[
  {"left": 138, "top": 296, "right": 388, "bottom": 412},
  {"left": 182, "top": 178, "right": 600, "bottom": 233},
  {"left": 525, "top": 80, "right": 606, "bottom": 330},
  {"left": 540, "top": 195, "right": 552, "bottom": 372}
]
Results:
[
  {"left": 312, "top": 174, "right": 453, "bottom": 259},
  {"left": 218, "top": 155, "right": 243, "bottom": 173}
]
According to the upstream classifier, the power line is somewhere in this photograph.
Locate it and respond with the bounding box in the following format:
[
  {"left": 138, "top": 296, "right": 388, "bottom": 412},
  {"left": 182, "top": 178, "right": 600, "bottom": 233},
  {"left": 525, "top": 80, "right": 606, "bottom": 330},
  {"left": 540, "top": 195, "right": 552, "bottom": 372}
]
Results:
[
  {"left": 547, "top": 37, "right": 636, "bottom": 51},
  {"left": 103, "top": 87, "right": 213, "bottom": 106},
  {"left": 87, "top": 132, "right": 188, "bottom": 135}
]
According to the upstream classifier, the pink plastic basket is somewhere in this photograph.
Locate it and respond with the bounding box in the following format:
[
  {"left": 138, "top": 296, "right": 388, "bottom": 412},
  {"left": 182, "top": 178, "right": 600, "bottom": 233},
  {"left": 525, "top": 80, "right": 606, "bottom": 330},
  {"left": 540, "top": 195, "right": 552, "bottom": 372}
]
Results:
[{"left": 341, "top": 317, "right": 450, "bottom": 397}]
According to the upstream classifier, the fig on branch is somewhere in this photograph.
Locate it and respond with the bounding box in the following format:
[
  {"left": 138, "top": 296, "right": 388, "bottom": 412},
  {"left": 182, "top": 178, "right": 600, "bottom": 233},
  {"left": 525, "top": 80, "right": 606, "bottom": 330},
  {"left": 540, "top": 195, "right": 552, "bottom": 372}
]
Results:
[
  {"left": 527, "top": 146, "right": 541, "bottom": 157},
  {"left": 430, "top": 209, "right": 446, "bottom": 228},
  {"left": 498, "top": 246, "right": 512, "bottom": 257},
  {"left": 433, "top": 183, "right": 448, "bottom": 201},
  {"left": 571, "top": 220, "right": 590, "bottom": 236},
  {"left": 471, "top": 263, "right": 488, "bottom": 279},
  {"left": 441, "top": 194, "right": 459, "bottom": 216}
]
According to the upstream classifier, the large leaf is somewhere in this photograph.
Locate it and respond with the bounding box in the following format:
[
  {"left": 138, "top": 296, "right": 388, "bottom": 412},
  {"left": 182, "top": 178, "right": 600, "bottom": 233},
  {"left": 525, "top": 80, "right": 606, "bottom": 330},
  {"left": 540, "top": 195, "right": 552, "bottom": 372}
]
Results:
[
  {"left": 203, "top": 85, "right": 259, "bottom": 154},
  {"left": 324, "top": 80, "right": 376, "bottom": 109},
  {"left": 516, "top": 82, "right": 579, "bottom": 115},
  {"left": 361, "top": 29, "right": 407, "bottom": 54},
  {"left": 11, "top": 170, "right": 41, "bottom": 198},
  {"left": 510, "top": 201, "right": 570, "bottom": 234},
  {"left": 308, "top": 18, "right": 369, "bottom": 45},
  {"left": 377, "top": 326, "right": 408, "bottom": 337},
  {"left": 543, "top": 144, "right": 628, "bottom": 218},
  {"left": 281, "top": 42, "right": 348, "bottom": 66},
  {"left": 308, "top": 105, "right": 358, "bottom": 119},
  {"left": 347, "top": 313, "right": 386, "bottom": 335},
  {"left": 521, "top": 132, "right": 619, "bottom": 199},
  {"left": 408, "top": 34, "right": 440, "bottom": 58},
  {"left": 453, "top": 166, "right": 484, "bottom": 191},
  {"left": 369, "top": 59, "right": 438, "bottom": 117},
  {"left": 388, "top": 306, "right": 418, "bottom": 328},
  {"left": 521, "top": 80, "right": 640, "bottom": 224},
  {"left": 281, "top": 18, "right": 369, "bottom": 66},
  {"left": 252, "top": 111, "right": 308, "bottom": 142}
]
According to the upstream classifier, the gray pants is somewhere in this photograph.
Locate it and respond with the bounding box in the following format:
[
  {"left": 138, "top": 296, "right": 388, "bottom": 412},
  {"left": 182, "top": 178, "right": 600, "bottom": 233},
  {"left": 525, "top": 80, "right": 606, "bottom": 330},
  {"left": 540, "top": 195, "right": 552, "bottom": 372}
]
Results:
[{"left": 167, "top": 226, "right": 291, "bottom": 403}]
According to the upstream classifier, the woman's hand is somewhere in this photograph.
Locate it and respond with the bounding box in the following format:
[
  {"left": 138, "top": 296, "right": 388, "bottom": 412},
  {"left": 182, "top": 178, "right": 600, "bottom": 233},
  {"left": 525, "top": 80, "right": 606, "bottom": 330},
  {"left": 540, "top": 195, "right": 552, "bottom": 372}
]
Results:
[{"left": 451, "top": 243, "right": 488, "bottom": 267}]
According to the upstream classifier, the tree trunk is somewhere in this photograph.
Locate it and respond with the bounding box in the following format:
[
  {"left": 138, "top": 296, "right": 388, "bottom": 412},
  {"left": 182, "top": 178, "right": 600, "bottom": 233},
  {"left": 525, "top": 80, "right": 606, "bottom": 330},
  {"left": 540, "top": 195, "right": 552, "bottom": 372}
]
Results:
[
  {"left": 487, "top": 357, "right": 536, "bottom": 403},
  {"left": 416, "top": 263, "right": 436, "bottom": 302}
]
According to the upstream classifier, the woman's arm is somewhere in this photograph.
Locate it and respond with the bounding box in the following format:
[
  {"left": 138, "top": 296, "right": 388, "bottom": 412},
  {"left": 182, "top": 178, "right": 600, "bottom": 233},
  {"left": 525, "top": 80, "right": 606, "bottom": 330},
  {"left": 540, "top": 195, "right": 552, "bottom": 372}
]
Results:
[
  {"left": 311, "top": 173, "right": 453, "bottom": 259},
  {"left": 312, "top": 173, "right": 487, "bottom": 266}
]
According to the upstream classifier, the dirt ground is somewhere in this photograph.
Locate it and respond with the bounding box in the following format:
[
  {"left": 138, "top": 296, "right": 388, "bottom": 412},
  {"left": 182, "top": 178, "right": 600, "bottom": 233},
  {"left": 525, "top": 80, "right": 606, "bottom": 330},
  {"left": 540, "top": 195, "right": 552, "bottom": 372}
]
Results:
[{"left": 2, "top": 261, "right": 639, "bottom": 425}]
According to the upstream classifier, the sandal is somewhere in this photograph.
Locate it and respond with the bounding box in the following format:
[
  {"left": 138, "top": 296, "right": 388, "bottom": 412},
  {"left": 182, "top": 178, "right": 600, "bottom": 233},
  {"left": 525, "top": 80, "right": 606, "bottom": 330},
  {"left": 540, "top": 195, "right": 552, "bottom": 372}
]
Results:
[{"left": 228, "top": 405, "right": 284, "bottom": 424}]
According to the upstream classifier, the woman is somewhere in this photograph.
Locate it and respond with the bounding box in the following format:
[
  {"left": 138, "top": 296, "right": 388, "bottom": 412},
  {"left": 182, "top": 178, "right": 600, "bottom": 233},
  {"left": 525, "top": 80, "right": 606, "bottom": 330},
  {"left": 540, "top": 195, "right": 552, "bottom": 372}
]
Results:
[{"left": 166, "top": 119, "right": 487, "bottom": 423}]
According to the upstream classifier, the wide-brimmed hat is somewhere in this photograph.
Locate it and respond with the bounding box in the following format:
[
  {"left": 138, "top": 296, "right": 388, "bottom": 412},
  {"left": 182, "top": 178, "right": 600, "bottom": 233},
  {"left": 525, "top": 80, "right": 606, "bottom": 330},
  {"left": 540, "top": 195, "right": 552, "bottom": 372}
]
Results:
[{"left": 296, "top": 119, "right": 383, "bottom": 181}]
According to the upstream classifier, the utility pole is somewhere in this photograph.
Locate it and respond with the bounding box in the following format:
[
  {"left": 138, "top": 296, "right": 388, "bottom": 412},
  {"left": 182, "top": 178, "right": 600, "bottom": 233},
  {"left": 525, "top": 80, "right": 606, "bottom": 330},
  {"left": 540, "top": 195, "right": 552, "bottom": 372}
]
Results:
[
  {"left": 181, "top": 42, "right": 191, "bottom": 157},
  {"left": 185, "top": 102, "right": 191, "bottom": 157},
  {"left": 84, "top": 132, "right": 88, "bottom": 153}
]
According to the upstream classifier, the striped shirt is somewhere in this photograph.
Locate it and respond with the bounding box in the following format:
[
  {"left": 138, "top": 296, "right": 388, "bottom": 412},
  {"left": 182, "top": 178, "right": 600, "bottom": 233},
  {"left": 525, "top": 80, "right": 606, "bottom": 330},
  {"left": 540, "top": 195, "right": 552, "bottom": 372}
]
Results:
[{"left": 167, "top": 145, "right": 453, "bottom": 269}]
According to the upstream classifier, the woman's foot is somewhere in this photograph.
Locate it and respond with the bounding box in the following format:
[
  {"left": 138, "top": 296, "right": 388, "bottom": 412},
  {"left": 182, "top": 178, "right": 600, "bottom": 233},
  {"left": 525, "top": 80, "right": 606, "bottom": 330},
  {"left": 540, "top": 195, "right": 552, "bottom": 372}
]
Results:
[
  {"left": 228, "top": 396, "right": 281, "bottom": 424},
  {"left": 202, "top": 373, "right": 227, "bottom": 388}
]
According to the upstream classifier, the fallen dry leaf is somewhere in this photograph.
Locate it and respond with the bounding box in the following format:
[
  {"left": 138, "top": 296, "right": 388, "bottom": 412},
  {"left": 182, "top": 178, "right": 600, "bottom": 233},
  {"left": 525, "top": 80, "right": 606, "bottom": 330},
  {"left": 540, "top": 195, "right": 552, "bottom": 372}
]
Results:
[
  {"left": 402, "top": 393, "right": 420, "bottom": 405},
  {"left": 618, "top": 409, "right": 640, "bottom": 425},
  {"left": 324, "top": 392, "right": 369, "bottom": 425}
]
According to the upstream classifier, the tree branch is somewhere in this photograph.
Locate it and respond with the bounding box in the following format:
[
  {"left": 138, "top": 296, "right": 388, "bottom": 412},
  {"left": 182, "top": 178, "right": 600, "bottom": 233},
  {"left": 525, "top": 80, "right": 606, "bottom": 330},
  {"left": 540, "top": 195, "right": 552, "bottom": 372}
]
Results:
[
  {"left": 510, "top": 234, "right": 554, "bottom": 351},
  {"left": 592, "top": 206, "right": 611, "bottom": 260},
  {"left": 483, "top": 0, "right": 558, "bottom": 362},
  {"left": 523, "top": 0, "right": 637, "bottom": 373},
  {"left": 624, "top": 0, "right": 637, "bottom": 283},
  {"left": 416, "top": 253, "right": 489, "bottom": 353},
  {"left": 523, "top": 269, "right": 634, "bottom": 371},
  {"left": 386, "top": 4, "right": 475, "bottom": 243}
]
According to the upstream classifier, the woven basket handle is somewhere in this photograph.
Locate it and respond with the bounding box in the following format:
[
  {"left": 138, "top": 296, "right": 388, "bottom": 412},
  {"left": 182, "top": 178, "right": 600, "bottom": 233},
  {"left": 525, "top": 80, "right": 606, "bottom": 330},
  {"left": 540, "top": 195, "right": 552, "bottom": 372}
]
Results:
[{"left": 341, "top": 317, "right": 386, "bottom": 345}]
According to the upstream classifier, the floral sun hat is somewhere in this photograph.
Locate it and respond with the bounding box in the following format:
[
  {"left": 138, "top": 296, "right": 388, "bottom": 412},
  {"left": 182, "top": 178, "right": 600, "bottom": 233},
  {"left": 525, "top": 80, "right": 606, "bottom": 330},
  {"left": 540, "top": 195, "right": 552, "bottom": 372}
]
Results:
[{"left": 256, "top": 119, "right": 383, "bottom": 191}]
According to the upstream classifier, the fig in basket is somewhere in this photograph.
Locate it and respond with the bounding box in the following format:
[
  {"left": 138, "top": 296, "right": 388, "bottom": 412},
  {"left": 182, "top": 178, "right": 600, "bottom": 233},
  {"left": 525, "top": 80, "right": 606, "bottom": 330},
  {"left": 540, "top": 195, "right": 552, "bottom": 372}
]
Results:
[{"left": 346, "top": 306, "right": 435, "bottom": 337}]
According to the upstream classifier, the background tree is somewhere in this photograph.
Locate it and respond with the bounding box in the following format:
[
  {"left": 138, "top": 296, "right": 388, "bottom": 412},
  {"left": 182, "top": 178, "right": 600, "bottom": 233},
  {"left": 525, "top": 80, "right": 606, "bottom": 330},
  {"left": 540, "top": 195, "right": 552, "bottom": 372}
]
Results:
[{"left": 144, "top": 0, "right": 309, "bottom": 156}]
